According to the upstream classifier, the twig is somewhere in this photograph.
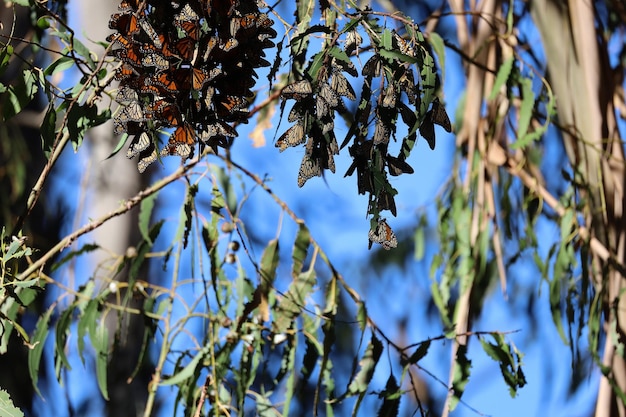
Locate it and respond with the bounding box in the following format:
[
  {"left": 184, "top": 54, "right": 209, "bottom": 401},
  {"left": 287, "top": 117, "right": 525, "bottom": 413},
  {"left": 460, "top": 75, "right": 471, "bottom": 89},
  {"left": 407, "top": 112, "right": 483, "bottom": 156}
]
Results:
[{"left": 16, "top": 157, "right": 198, "bottom": 282}]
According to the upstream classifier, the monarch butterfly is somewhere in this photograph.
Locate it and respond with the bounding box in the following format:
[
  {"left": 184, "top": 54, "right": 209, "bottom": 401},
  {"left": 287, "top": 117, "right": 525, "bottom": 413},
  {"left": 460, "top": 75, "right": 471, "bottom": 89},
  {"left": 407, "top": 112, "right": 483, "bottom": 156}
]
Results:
[
  {"left": 373, "top": 118, "right": 390, "bottom": 145},
  {"left": 297, "top": 155, "right": 321, "bottom": 187},
  {"left": 113, "top": 43, "right": 143, "bottom": 67},
  {"left": 123, "top": 100, "right": 147, "bottom": 121},
  {"left": 331, "top": 56, "right": 358, "bottom": 77},
  {"left": 139, "top": 18, "right": 163, "bottom": 48},
  {"left": 202, "top": 36, "right": 219, "bottom": 61},
  {"left": 362, "top": 55, "right": 382, "bottom": 77},
  {"left": 281, "top": 80, "right": 312, "bottom": 101},
  {"left": 394, "top": 33, "right": 416, "bottom": 58},
  {"left": 207, "top": 0, "right": 236, "bottom": 17},
  {"left": 114, "top": 62, "right": 138, "bottom": 81},
  {"left": 330, "top": 71, "right": 356, "bottom": 100},
  {"left": 256, "top": 13, "right": 273, "bottom": 29},
  {"left": 276, "top": 122, "right": 305, "bottom": 152},
  {"left": 257, "top": 35, "right": 275, "bottom": 49},
  {"left": 326, "top": 149, "right": 337, "bottom": 173},
  {"left": 118, "top": 0, "right": 140, "bottom": 12},
  {"left": 174, "top": 4, "right": 200, "bottom": 40},
  {"left": 175, "top": 3, "right": 199, "bottom": 22},
  {"left": 137, "top": 146, "right": 158, "bottom": 173},
  {"left": 173, "top": 37, "right": 197, "bottom": 61},
  {"left": 162, "top": 123, "right": 196, "bottom": 158},
  {"left": 378, "top": 188, "right": 398, "bottom": 217},
  {"left": 344, "top": 30, "right": 362, "bottom": 56},
  {"left": 381, "top": 83, "right": 398, "bottom": 108},
  {"left": 151, "top": 100, "right": 183, "bottom": 126},
  {"left": 107, "top": 33, "right": 133, "bottom": 49},
  {"left": 319, "top": 83, "right": 339, "bottom": 107},
  {"left": 220, "top": 37, "right": 239, "bottom": 53},
  {"left": 256, "top": 14, "right": 277, "bottom": 38},
  {"left": 398, "top": 69, "right": 417, "bottom": 104},
  {"left": 315, "top": 95, "right": 331, "bottom": 119},
  {"left": 199, "top": 85, "right": 216, "bottom": 111},
  {"left": 127, "top": 131, "right": 151, "bottom": 158},
  {"left": 368, "top": 218, "right": 398, "bottom": 250},
  {"left": 216, "top": 95, "right": 248, "bottom": 115},
  {"left": 146, "top": 72, "right": 181, "bottom": 94},
  {"left": 431, "top": 98, "right": 452, "bottom": 132},
  {"left": 230, "top": 13, "right": 257, "bottom": 37},
  {"left": 321, "top": 119, "right": 334, "bottom": 135},
  {"left": 287, "top": 103, "right": 305, "bottom": 122},
  {"left": 386, "top": 154, "right": 414, "bottom": 176},
  {"left": 109, "top": 12, "right": 141, "bottom": 36},
  {"left": 141, "top": 50, "right": 170, "bottom": 70},
  {"left": 115, "top": 86, "right": 138, "bottom": 104},
  {"left": 419, "top": 117, "right": 435, "bottom": 150},
  {"left": 398, "top": 102, "right": 417, "bottom": 128},
  {"left": 200, "top": 121, "right": 237, "bottom": 142}
]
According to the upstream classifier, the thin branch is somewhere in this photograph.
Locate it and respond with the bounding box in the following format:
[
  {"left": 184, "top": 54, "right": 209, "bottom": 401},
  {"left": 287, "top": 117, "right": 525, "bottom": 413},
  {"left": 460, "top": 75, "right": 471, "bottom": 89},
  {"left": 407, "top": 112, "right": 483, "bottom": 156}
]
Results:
[{"left": 16, "top": 155, "right": 199, "bottom": 282}]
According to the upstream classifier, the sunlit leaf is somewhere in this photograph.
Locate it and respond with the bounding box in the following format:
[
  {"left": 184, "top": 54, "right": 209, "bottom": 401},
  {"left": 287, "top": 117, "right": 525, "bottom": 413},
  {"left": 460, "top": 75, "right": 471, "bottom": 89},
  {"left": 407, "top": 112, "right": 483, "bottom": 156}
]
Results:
[{"left": 0, "top": 389, "right": 24, "bottom": 417}]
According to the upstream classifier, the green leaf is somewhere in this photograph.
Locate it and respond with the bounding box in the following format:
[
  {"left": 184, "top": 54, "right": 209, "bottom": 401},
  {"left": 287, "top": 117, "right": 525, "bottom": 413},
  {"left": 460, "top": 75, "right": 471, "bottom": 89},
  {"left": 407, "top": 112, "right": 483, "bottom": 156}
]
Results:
[
  {"left": 377, "top": 374, "right": 401, "bottom": 417},
  {"left": 0, "top": 45, "right": 14, "bottom": 71},
  {"left": 105, "top": 133, "right": 129, "bottom": 160},
  {"left": 161, "top": 345, "right": 210, "bottom": 386},
  {"left": 3, "top": 69, "right": 38, "bottom": 121},
  {"left": 301, "top": 335, "right": 320, "bottom": 381},
  {"left": 327, "top": 47, "right": 353, "bottom": 67},
  {"left": 449, "top": 345, "right": 472, "bottom": 411},
  {"left": 403, "top": 340, "right": 431, "bottom": 365},
  {"left": 413, "top": 220, "right": 425, "bottom": 260},
  {"left": 0, "top": 389, "right": 24, "bottom": 417},
  {"left": 93, "top": 319, "right": 109, "bottom": 400},
  {"left": 72, "top": 37, "right": 95, "bottom": 70},
  {"left": 489, "top": 56, "right": 514, "bottom": 100},
  {"left": 356, "top": 301, "right": 367, "bottom": 332},
  {"left": 273, "top": 269, "right": 316, "bottom": 334},
  {"left": 291, "top": 222, "right": 310, "bottom": 277},
  {"left": 428, "top": 32, "right": 446, "bottom": 83},
  {"left": 28, "top": 306, "right": 54, "bottom": 397},
  {"left": 43, "top": 56, "right": 75, "bottom": 76},
  {"left": 40, "top": 104, "right": 57, "bottom": 156},
  {"left": 346, "top": 334, "right": 383, "bottom": 396},
  {"left": 511, "top": 77, "right": 535, "bottom": 149},
  {"left": 260, "top": 238, "right": 279, "bottom": 287},
  {"left": 139, "top": 192, "right": 158, "bottom": 245},
  {"left": 55, "top": 307, "right": 74, "bottom": 370},
  {"left": 50, "top": 243, "right": 99, "bottom": 273},
  {"left": 479, "top": 335, "right": 526, "bottom": 397},
  {"left": 78, "top": 298, "right": 99, "bottom": 362},
  {"left": 379, "top": 48, "right": 418, "bottom": 64}
]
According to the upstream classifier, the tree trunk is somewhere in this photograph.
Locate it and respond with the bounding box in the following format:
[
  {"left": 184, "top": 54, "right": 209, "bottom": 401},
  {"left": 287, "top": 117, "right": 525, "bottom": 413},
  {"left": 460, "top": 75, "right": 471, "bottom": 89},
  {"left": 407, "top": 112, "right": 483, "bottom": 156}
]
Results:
[
  {"left": 530, "top": 1, "right": 626, "bottom": 416},
  {"left": 75, "top": 2, "right": 149, "bottom": 415}
]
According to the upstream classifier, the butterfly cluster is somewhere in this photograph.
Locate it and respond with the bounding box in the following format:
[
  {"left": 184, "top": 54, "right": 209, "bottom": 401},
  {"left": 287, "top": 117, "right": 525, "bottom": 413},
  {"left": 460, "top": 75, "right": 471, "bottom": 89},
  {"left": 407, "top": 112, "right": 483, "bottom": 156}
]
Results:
[
  {"left": 108, "top": 0, "right": 276, "bottom": 172},
  {"left": 278, "top": 26, "right": 451, "bottom": 250}
]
